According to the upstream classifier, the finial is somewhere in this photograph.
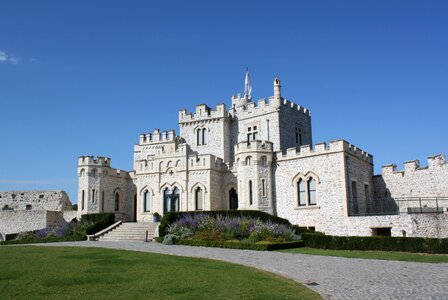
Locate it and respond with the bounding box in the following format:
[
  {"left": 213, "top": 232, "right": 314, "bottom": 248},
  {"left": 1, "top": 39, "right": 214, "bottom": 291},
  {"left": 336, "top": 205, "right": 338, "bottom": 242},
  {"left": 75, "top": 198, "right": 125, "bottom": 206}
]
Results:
[{"left": 244, "top": 68, "right": 252, "bottom": 98}]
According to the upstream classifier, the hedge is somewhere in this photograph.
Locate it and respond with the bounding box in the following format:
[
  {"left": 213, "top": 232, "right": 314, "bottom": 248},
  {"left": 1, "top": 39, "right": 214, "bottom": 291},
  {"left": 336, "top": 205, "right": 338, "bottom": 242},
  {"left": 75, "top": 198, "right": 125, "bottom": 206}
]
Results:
[
  {"left": 0, "top": 235, "right": 85, "bottom": 245},
  {"left": 302, "top": 233, "right": 448, "bottom": 254},
  {"left": 159, "top": 210, "right": 292, "bottom": 237},
  {"left": 81, "top": 213, "right": 115, "bottom": 235},
  {"left": 176, "top": 239, "right": 304, "bottom": 251}
]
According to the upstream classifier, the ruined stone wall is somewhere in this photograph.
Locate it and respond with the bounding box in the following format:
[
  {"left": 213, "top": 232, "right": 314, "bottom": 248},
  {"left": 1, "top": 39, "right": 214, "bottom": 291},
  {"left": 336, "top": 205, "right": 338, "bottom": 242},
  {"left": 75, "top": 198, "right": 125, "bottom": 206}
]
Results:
[{"left": 0, "top": 190, "right": 72, "bottom": 212}]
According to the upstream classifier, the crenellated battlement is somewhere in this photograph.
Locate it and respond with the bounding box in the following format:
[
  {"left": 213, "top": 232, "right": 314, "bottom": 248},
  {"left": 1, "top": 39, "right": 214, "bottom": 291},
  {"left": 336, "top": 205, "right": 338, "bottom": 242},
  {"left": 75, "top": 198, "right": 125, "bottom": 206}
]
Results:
[
  {"left": 382, "top": 154, "right": 447, "bottom": 175},
  {"left": 179, "top": 103, "right": 228, "bottom": 124},
  {"left": 279, "top": 98, "right": 311, "bottom": 116},
  {"left": 276, "top": 140, "right": 373, "bottom": 163},
  {"left": 139, "top": 129, "right": 177, "bottom": 145},
  {"left": 234, "top": 140, "right": 273, "bottom": 154},
  {"left": 187, "top": 154, "right": 226, "bottom": 171},
  {"left": 78, "top": 156, "right": 111, "bottom": 166}
]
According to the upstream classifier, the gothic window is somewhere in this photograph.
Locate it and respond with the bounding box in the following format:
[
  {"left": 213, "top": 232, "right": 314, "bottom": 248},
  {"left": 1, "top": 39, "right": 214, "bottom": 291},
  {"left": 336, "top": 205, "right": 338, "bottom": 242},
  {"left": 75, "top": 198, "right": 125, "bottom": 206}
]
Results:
[
  {"left": 195, "top": 187, "right": 203, "bottom": 210},
  {"left": 81, "top": 190, "right": 85, "bottom": 210},
  {"left": 114, "top": 192, "right": 120, "bottom": 211},
  {"left": 308, "top": 177, "right": 317, "bottom": 205},
  {"left": 245, "top": 156, "right": 252, "bottom": 165},
  {"left": 249, "top": 180, "right": 253, "bottom": 205},
  {"left": 164, "top": 187, "right": 180, "bottom": 212},
  {"left": 298, "top": 179, "right": 306, "bottom": 206},
  {"left": 202, "top": 128, "right": 207, "bottom": 145},
  {"left": 80, "top": 169, "right": 85, "bottom": 177},
  {"left": 197, "top": 128, "right": 201, "bottom": 145},
  {"left": 92, "top": 189, "right": 96, "bottom": 204},
  {"left": 144, "top": 190, "right": 151, "bottom": 212}
]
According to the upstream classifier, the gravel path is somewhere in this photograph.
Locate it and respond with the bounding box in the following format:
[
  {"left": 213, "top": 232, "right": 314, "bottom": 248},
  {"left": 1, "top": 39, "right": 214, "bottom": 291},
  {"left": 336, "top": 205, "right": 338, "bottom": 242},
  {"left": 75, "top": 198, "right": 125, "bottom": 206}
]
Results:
[{"left": 34, "top": 241, "right": 448, "bottom": 300}]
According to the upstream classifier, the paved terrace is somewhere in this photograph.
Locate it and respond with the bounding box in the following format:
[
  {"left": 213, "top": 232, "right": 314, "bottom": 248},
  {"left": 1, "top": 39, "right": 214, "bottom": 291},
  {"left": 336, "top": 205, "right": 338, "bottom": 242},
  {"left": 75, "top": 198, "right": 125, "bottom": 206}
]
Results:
[{"left": 36, "top": 241, "right": 447, "bottom": 300}]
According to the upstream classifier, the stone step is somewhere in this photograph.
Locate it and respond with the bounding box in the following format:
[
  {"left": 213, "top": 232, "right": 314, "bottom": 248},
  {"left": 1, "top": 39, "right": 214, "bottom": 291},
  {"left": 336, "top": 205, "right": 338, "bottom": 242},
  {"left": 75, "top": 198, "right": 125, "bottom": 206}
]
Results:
[{"left": 98, "top": 222, "right": 159, "bottom": 242}]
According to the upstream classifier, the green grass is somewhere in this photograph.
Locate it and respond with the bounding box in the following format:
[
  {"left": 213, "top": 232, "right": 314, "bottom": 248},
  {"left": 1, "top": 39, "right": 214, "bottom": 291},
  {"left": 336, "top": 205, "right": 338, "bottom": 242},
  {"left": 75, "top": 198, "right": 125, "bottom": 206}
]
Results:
[
  {"left": 279, "top": 247, "right": 448, "bottom": 263},
  {"left": 0, "top": 246, "right": 320, "bottom": 299}
]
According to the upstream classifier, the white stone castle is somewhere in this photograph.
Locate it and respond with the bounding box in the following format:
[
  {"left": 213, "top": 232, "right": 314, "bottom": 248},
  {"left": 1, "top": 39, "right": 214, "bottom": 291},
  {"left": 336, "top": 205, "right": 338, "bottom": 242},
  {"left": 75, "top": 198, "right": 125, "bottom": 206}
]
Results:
[{"left": 77, "top": 76, "right": 448, "bottom": 238}]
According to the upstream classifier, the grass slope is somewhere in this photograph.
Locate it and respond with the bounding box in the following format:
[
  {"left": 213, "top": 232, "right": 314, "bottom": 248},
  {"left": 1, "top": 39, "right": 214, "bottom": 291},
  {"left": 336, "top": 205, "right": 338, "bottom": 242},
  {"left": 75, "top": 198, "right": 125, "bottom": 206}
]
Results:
[
  {"left": 280, "top": 247, "right": 448, "bottom": 263},
  {"left": 0, "top": 246, "right": 320, "bottom": 299}
]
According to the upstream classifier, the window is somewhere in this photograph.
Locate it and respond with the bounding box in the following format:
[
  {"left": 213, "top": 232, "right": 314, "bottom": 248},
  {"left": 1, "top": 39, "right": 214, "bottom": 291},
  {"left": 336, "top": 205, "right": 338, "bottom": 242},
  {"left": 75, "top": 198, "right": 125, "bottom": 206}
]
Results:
[
  {"left": 262, "top": 179, "right": 266, "bottom": 197},
  {"left": 202, "top": 128, "right": 207, "bottom": 145},
  {"left": 114, "top": 192, "right": 119, "bottom": 211},
  {"left": 295, "top": 128, "right": 303, "bottom": 145},
  {"left": 195, "top": 187, "right": 203, "bottom": 210},
  {"left": 260, "top": 156, "right": 267, "bottom": 166},
  {"left": 197, "top": 129, "right": 201, "bottom": 145},
  {"left": 249, "top": 180, "right": 253, "bottom": 205},
  {"left": 80, "top": 169, "right": 85, "bottom": 176},
  {"left": 351, "top": 181, "right": 358, "bottom": 215},
  {"left": 247, "top": 126, "right": 258, "bottom": 142},
  {"left": 298, "top": 179, "right": 306, "bottom": 206},
  {"left": 365, "top": 184, "right": 370, "bottom": 212},
  {"left": 102, "top": 191, "right": 105, "bottom": 212},
  {"left": 92, "top": 189, "right": 96, "bottom": 204},
  {"left": 229, "top": 188, "right": 238, "bottom": 210},
  {"left": 144, "top": 190, "right": 151, "bottom": 212},
  {"left": 197, "top": 128, "right": 207, "bottom": 146},
  {"left": 245, "top": 156, "right": 252, "bottom": 165},
  {"left": 81, "top": 190, "right": 85, "bottom": 210},
  {"left": 26, "top": 204, "right": 32, "bottom": 210},
  {"left": 164, "top": 187, "right": 180, "bottom": 212},
  {"left": 91, "top": 169, "right": 97, "bottom": 177},
  {"left": 308, "top": 177, "right": 317, "bottom": 205}
]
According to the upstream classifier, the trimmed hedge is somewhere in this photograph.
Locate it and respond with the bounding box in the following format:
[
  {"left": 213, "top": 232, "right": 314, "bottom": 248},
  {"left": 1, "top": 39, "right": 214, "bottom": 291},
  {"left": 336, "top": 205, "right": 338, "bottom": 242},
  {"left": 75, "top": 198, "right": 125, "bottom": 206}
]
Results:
[
  {"left": 81, "top": 213, "right": 115, "bottom": 235},
  {"left": 302, "top": 233, "right": 448, "bottom": 254},
  {"left": 159, "top": 210, "right": 292, "bottom": 237},
  {"left": 0, "top": 235, "right": 85, "bottom": 245},
  {"left": 177, "top": 239, "right": 304, "bottom": 251}
]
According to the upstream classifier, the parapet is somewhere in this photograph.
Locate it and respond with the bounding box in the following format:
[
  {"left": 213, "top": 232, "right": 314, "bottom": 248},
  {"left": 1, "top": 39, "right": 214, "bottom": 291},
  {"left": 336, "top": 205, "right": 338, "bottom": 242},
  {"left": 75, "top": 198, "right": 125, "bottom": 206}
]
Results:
[
  {"left": 139, "top": 129, "right": 177, "bottom": 144},
  {"left": 187, "top": 154, "right": 226, "bottom": 171},
  {"left": 234, "top": 140, "right": 274, "bottom": 154},
  {"left": 382, "top": 154, "right": 447, "bottom": 175},
  {"left": 276, "top": 140, "right": 373, "bottom": 163},
  {"left": 78, "top": 156, "right": 111, "bottom": 167},
  {"left": 179, "top": 103, "right": 228, "bottom": 124}
]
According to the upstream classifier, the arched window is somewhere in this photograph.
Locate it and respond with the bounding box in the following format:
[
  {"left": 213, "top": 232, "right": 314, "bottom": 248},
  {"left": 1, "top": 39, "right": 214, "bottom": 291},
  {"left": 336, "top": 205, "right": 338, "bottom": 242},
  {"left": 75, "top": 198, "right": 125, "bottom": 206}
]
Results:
[
  {"left": 308, "top": 177, "right": 317, "bottom": 205},
  {"left": 81, "top": 190, "right": 85, "bottom": 210},
  {"left": 80, "top": 169, "right": 85, "bottom": 177},
  {"left": 101, "top": 191, "right": 105, "bottom": 212},
  {"left": 164, "top": 187, "right": 180, "bottom": 212},
  {"left": 298, "top": 179, "right": 306, "bottom": 206},
  {"left": 195, "top": 187, "right": 203, "bottom": 210},
  {"left": 144, "top": 190, "right": 151, "bottom": 212},
  {"left": 249, "top": 180, "right": 253, "bottom": 205},
  {"left": 91, "top": 169, "right": 97, "bottom": 177},
  {"left": 202, "top": 128, "right": 207, "bottom": 145},
  {"left": 229, "top": 188, "right": 238, "bottom": 210},
  {"left": 114, "top": 192, "right": 119, "bottom": 211},
  {"left": 245, "top": 156, "right": 252, "bottom": 165},
  {"left": 197, "top": 129, "right": 201, "bottom": 145},
  {"left": 260, "top": 156, "right": 267, "bottom": 166}
]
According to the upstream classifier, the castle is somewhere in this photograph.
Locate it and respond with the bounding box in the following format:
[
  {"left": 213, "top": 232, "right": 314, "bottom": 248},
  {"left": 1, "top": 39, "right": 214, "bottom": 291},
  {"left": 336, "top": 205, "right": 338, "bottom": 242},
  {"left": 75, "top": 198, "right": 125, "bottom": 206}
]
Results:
[{"left": 77, "top": 77, "right": 448, "bottom": 238}]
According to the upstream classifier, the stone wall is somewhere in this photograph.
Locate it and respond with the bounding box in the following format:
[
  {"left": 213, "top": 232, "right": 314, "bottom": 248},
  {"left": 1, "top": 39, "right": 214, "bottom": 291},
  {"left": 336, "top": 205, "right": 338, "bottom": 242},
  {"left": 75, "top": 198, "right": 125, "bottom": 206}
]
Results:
[
  {"left": 0, "top": 210, "right": 64, "bottom": 240},
  {"left": 0, "top": 190, "right": 72, "bottom": 211}
]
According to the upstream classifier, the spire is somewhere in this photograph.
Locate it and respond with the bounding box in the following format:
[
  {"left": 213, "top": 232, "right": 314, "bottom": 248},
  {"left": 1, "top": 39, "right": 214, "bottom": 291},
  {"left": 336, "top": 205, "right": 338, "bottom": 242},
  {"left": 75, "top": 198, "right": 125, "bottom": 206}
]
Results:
[{"left": 244, "top": 68, "right": 252, "bottom": 98}]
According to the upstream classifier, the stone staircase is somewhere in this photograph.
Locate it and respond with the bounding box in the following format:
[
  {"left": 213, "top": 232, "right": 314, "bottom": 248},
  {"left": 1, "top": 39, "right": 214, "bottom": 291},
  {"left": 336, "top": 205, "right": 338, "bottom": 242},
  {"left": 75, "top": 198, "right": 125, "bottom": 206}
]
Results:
[{"left": 99, "top": 222, "right": 160, "bottom": 242}]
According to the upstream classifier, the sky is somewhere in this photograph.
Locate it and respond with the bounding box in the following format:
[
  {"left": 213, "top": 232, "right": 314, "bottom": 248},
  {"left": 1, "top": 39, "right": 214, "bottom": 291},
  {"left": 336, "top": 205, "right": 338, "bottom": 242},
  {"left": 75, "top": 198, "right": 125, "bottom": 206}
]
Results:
[{"left": 1, "top": 0, "right": 447, "bottom": 204}]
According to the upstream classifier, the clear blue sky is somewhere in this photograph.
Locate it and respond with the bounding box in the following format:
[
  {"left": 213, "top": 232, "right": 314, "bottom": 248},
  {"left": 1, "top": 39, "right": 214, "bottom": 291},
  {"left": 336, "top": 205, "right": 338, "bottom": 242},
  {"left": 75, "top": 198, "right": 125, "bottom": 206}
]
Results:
[{"left": 1, "top": 1, "right": 447, "bottom": 204}]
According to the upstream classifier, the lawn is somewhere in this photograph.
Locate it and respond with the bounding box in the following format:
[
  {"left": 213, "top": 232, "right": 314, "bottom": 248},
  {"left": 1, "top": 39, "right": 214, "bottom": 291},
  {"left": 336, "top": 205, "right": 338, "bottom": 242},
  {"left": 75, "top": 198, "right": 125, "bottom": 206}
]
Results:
[
  {"left": 0, "top": 246, "right": 320, "bottom": 299},
  {"left": 280, "top": 247, "right": 448, "bottom": 263}
]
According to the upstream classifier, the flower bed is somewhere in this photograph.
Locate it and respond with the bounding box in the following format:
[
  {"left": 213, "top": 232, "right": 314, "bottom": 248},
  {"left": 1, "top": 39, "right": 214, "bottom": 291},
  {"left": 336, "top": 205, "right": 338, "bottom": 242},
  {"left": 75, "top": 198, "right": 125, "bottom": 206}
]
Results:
[{"left": 160, "top": 212, "right": 303, "bottom": 250}]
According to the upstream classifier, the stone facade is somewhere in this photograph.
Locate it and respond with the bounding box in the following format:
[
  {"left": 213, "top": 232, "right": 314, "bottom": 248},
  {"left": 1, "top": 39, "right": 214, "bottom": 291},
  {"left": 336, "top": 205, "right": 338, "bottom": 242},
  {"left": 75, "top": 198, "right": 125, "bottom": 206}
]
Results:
[
  {"left": 78, "top": 77, "right": 448, "bottom": 238},
  {"left": 0, "top": 190, "right": 74, "bottom": 240}
]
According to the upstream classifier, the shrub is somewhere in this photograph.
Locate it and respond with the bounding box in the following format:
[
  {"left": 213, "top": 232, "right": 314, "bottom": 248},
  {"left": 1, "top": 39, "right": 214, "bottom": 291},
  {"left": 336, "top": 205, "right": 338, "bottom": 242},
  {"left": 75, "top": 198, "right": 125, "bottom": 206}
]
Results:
[
  {"left": 80, "top": 213, "right": 115, "bottom": 235},
  {"left": 177, "top": 239, "right": 304, "bottom": 251},
  {"left": 301, "top": 233, "right": 448, "bottom": 254},
  {"left": 159, "top": 210, "right": 292, "bottom": 237}
]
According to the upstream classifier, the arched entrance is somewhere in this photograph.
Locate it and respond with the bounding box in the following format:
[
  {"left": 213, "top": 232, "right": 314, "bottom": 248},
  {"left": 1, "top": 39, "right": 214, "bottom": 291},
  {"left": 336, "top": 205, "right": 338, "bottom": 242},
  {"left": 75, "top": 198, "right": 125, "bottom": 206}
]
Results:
[
  {"left": 229, "top": 188, "right": 238, "bottom": 210},
  {"left": 163, "top": 187, "right": 180, "bottom": 212}
]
